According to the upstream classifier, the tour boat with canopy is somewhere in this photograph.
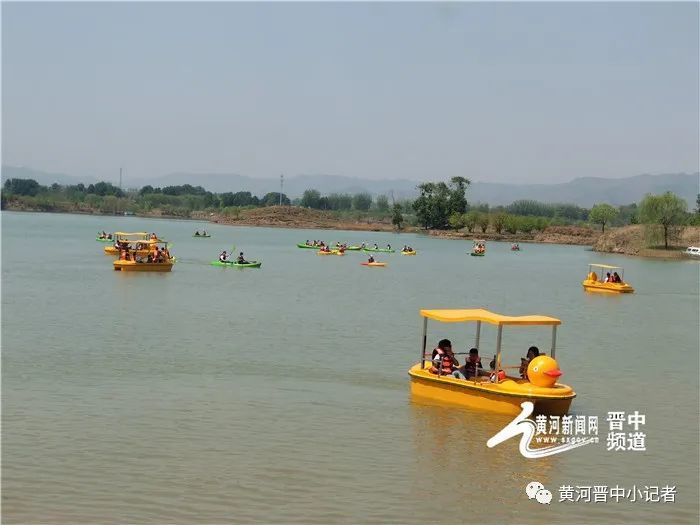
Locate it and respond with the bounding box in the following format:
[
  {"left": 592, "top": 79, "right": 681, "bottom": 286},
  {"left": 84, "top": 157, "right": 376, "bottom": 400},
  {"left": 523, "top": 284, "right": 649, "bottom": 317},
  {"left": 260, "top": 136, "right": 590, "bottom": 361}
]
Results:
[
  {"left": 582, "top": 263, "right": 634, "bottom": 293},
  {"left": 408, "top": 308, "right": 576, "bottom": 416},
  {"left": 113, "top": 240, "right": 174, "bottom": 272}
]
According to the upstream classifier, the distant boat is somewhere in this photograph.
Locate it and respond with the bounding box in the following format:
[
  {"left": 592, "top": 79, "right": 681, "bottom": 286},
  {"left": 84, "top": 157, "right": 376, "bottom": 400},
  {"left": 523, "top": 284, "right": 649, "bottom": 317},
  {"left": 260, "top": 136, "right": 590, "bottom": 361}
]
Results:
[
  {"left": 123, "top": 211, "right": 134, "bottom": 216},
  {"left": 683, "top": 246, "right": 700, "bottom": 258}
]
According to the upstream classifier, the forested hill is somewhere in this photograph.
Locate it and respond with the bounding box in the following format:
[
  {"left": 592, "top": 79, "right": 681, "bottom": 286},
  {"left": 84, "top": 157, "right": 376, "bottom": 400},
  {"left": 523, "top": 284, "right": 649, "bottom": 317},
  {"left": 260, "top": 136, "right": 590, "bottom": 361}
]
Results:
[{"left": 2, "top": 165, "right": 697, "bottom": 207}]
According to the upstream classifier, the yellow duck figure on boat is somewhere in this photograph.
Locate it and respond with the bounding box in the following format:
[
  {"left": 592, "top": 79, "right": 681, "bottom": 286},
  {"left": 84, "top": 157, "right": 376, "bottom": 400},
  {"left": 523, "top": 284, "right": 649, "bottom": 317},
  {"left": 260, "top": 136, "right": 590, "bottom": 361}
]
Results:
[{"left": 527, "top": 356, "right": 562, "bottom": 388}]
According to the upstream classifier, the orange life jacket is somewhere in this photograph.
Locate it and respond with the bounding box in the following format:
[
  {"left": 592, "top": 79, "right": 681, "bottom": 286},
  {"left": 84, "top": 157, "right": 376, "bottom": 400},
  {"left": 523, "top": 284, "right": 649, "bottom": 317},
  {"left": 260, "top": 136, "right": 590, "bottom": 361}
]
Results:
[{"left": 430, "top": 348, "right": 455, "bottom": 375}]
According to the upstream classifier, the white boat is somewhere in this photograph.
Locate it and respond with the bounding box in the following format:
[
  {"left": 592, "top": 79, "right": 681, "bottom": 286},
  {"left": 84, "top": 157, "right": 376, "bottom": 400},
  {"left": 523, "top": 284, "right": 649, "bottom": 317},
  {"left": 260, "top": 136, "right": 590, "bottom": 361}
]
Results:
[{"left": 683, "top": 246, "right": 700, "bottom": 257}]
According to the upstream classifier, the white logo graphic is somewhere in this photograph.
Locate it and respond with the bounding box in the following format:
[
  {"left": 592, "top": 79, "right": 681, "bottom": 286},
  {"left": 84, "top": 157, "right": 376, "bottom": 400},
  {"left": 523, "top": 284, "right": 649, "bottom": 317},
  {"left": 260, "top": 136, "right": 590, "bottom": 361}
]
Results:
[
  {"left": 488, "top": 402, "right": 596, "bottom": 458},
  {"left": 526, "top": 481, "right": 552, "bottom": 505},
  {"left": 526, "top": 481, "right": 544, "bottom": 499}
]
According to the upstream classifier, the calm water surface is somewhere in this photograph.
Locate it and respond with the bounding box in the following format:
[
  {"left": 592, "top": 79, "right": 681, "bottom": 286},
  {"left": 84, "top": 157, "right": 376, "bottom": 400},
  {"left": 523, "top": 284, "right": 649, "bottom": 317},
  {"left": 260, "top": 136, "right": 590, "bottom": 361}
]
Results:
[{"left": 2, "top": 211, "right": 699, "bottom": 524}]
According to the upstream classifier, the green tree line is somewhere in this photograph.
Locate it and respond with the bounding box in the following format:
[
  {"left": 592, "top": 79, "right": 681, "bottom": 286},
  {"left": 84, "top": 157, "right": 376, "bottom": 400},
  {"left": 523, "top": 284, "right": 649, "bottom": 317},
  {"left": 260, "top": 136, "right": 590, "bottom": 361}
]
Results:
[{"left": 2, "top": 178, "right": 697, "bottom": 237}]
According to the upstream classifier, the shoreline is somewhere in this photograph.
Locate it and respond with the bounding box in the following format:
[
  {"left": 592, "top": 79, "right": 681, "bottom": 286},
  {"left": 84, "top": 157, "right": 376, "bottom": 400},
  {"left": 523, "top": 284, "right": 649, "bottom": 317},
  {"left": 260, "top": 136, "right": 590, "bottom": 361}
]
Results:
[{"left": 3, "top": 206, "right": 698, "bottom": 260}]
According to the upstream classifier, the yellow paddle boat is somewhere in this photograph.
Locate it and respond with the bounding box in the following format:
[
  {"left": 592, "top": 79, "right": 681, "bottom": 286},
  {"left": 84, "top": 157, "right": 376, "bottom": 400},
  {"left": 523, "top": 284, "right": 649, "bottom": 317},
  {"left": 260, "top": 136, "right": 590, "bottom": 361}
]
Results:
[
  {"left": 103, "top": 232, "right": 152, "bottom": 255},
  {"left": 408, "top": 308, "right": 575, "bottom": 416},
  {"left": 582, "top": 264, "right": 634, "bottom": 293},
  {"left": 401, "top": 250, "right": 417, "bottom": 256},
  {"left": 113, "top": 240, "right": 174, "bottom": 272},
  {"left": 317, "top": 249, "right": 345, "bottom": 256}
]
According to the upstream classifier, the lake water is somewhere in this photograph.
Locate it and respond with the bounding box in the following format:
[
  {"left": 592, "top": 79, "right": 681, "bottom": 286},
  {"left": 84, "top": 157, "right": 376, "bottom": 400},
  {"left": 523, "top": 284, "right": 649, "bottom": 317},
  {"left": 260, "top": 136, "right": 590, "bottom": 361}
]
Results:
[{"left": 2, "top": 211, "right": 699, "bottom": 524}]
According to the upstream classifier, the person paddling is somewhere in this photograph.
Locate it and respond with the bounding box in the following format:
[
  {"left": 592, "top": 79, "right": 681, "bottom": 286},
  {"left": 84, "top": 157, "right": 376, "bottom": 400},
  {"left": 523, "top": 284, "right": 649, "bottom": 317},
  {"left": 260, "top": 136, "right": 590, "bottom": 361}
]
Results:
[{"left": 219, "top": 250, "right": 228, "bottom": 262}]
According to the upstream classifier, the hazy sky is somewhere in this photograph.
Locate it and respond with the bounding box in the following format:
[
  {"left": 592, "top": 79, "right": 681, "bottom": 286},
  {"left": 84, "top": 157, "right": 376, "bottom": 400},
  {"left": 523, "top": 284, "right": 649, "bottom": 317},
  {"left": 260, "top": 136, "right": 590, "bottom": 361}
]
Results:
[{"left": 2, "top": 1, "right": 698, "bottom": 183}]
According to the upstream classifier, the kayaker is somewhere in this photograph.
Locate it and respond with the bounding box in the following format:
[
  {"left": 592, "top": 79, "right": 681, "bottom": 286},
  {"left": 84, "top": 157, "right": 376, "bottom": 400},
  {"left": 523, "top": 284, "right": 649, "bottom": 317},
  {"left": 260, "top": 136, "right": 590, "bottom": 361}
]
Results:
[
  {"left": 373, "top": 243, "right": 379, "bottom": 249},
  {"left": 203, "top": 230, "right": 208, "bottom": 236},
  {"left": 237, "top": 252, "right": 249, "bottom": 264},
  {"left": 387, "top": 244, "right": 391, "bottom": 250},
  {"left": 360, "top": 242, "right": 366, "bottom": 249},
  {"left": 219, "top": 250, "right": 228, "bottom": 262},
  {"left": 195, "top": 231, "right": 200, "bottom": 236},
  {"left": 368, "top": 255, "right": 375, "bottom": 263}
]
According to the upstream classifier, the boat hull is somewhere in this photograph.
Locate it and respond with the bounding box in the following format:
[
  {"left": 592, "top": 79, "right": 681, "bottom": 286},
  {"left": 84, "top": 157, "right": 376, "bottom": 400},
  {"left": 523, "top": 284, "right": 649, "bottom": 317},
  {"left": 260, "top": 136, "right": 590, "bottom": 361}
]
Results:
[
  {"left": 582, "top": 280, "right": 634, "bottom": 293},
  {"left": 297, "top": 243, "right": 321, "bottom": 249},
  {"left": 210, "top": 260, "right": 262, "bottom": 268},
  {"left": 363, "top": 248, "right": 395, "bottom": 253},
  {"left": 470, "top": 252, "right": 485, "bottom": 256},
  {"left": 114, "top": 260, "right": 173, "bottom": 272},
  {"left": 401, "top": 251, "right": 417, "bottom": 256},
  {"left": 361, "top": 262, "right": 386, "bottom": 267},
  {"left": 408, "top": 363, "right": 574, "bottom": 416}
]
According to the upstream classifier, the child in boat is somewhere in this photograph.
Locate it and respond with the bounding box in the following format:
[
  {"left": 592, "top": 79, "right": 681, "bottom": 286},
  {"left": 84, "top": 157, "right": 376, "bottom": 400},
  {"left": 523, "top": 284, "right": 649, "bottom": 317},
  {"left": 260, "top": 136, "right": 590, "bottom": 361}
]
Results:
[
  {"left": 453, "top": 348, "right": 484, "bottom": 379},
  {"left": 519, "top": 346, "right": 540, "bottom": 379}
]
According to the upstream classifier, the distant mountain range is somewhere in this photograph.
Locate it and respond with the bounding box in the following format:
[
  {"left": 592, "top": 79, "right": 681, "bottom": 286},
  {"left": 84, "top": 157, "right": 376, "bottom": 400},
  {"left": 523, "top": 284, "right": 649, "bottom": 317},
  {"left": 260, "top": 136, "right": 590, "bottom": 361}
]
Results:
[{"left": 2, "top": 165, "right": 698, "bottom": 208}]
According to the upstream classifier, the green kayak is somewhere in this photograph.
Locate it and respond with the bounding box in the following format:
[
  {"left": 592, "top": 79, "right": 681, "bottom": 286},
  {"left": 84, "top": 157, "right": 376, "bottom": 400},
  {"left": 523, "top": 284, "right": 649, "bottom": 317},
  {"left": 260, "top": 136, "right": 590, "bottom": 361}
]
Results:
[
  {"left": 470, "top": 252, "right": 485, "bottom": 256},
  {"left": 297, "top": 243, "right": 322, "bottom": 249},
  {"left": 211, "top": 260, "right": 262, "bottom": 268},
  {"left": 193, "top": 234, "right": 211, "bottom": 238},
  {"left": 96, "top": 237, "right": 113, "bottom": 242},
  {"left": 363, "top": 247, "right": 395, "bottom": 253}
]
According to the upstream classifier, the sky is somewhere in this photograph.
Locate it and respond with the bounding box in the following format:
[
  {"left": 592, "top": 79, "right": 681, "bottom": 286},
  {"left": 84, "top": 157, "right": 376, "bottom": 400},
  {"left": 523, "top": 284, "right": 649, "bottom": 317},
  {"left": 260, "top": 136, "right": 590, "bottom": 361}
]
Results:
[{"left": 2, "top": 1, "right": 699, "bottom": 184}]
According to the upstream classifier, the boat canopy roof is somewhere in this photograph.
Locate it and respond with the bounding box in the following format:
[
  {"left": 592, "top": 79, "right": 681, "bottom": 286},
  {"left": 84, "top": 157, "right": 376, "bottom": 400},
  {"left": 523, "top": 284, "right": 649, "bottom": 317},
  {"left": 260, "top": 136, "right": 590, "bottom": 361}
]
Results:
[
  {"left": 120, "top": 239, "right": 167, "bottom": 245},
  {"left": 588, "top": 263, "right": 623, "bottom": 270},
  {"left": 420, "top": 308, "right": 561, "bottom": 326},
  {"left": 114, "top": 231, "right": 149, "bottom": 236}
]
